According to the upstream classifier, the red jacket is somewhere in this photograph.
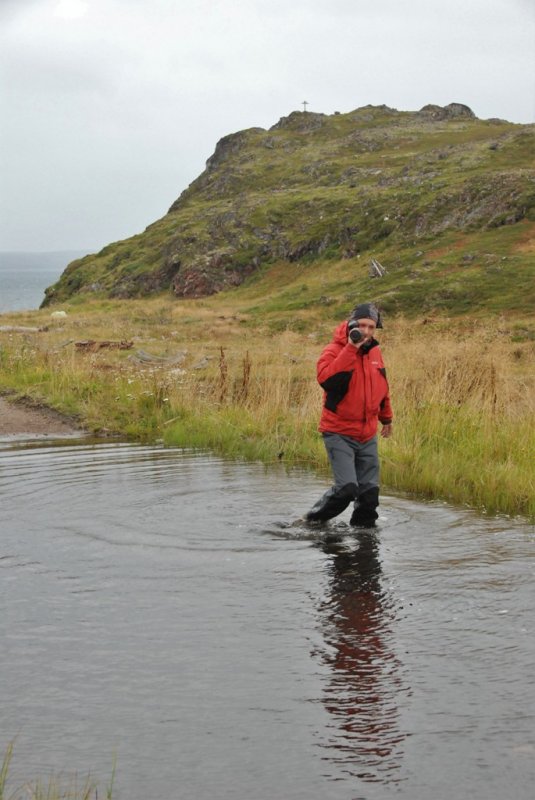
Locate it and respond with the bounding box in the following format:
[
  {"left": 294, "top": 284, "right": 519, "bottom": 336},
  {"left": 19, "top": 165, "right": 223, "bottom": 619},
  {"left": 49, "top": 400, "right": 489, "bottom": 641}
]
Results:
[{"left": 317, "top": 321, "right": 393, "bottom": 442}]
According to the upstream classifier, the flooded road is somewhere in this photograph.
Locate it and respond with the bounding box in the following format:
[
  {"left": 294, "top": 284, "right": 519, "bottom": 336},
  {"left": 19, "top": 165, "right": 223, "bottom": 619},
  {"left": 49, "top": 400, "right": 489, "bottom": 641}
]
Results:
[{"left": 0, "top": 438, "right": 533, "bottom": 799}]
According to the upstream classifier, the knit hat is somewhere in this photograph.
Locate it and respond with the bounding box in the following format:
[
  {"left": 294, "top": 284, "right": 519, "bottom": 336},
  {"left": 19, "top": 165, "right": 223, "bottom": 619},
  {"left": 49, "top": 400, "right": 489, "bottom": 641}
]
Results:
[{"left": 349, "top": 302, "right": 383, "bottom": 328}]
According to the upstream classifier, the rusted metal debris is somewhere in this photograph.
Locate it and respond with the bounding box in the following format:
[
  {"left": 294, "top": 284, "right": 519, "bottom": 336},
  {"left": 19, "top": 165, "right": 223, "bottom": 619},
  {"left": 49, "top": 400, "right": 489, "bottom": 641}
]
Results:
[{"left": 75, "top": 340, "right": 134, "bottom": 352}]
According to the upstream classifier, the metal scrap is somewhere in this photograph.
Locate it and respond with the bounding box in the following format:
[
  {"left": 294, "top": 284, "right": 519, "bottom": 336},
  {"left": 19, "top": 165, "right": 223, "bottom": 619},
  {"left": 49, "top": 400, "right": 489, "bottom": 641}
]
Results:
[{"left": 75, "top": 340, "right": 134, "bottom": 352}]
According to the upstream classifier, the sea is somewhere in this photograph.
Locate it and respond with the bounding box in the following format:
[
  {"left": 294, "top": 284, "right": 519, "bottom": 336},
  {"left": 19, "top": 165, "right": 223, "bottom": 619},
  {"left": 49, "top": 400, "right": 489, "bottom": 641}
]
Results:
[{"left": 0, "top": 251, "right": 91, "bottom": 313}]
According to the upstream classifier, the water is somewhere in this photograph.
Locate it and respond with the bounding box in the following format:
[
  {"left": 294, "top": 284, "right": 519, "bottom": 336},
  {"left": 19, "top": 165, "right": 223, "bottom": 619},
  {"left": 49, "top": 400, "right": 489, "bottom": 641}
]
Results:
[
  {"left": 0, "top": 251, "right": 89, "bottom": 312},
  {"left": 0, "top": 437, "right": 533, "bottom": 800}
]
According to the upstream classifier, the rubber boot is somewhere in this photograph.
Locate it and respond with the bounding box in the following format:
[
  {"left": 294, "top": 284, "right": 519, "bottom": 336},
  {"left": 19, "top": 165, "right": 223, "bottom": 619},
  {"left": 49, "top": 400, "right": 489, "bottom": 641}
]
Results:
[
  {"left": 349, "top": 486, "right": 379, "bottom": 527},
  {"left": 306, "top": 482, "right": 358, "bottom": 522}
]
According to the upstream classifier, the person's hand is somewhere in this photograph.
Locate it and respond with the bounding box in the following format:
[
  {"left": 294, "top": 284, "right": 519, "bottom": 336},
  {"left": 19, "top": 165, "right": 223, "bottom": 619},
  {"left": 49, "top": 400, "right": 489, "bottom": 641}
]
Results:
[
  {"left": 347, "top": 333, "right": 371, "bottom": 349},
  {"left": 380, "top": 423, "right": 393, "bottom": 438},
  {"left": 347, "top": 318, "right": 376, "bottom": 349}
]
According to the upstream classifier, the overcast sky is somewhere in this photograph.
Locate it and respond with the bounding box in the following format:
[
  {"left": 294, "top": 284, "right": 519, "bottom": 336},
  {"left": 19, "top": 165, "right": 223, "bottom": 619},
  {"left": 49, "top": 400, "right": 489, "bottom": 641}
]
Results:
[{"left": 1, "top": 0, "right": 534, "bottom": 252}]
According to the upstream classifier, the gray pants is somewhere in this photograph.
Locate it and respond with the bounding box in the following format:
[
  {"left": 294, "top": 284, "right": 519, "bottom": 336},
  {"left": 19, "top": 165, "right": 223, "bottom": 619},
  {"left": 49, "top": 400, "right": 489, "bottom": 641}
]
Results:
[
  {"left": 306, "top": 433, "right": 380, "bottom": 524},
  {"left": 324, "top": 432, "right": 379, "bottom": 493}
]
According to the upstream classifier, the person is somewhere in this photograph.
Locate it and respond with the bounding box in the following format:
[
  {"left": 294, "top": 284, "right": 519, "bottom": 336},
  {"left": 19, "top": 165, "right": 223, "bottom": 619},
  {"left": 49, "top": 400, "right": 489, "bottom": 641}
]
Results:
[{"left": 305, "top": 302, "right": 393, "bottom": 526}]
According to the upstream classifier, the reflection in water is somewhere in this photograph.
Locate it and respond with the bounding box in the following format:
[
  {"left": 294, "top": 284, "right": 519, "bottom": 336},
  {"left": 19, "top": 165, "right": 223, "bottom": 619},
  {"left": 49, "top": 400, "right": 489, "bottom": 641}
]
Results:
[
  {"left": 316, "top": 532, "right": 408, "bottom": 784},
  {"left": 1, "top": 439, "right": 533, "bottom": 800}
]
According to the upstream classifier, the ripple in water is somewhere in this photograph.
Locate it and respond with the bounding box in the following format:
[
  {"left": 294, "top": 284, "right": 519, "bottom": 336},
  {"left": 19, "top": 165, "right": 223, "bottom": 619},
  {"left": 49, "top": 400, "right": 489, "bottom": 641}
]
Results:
[{"left": 0, "top": 438, "right": 533, "bottom": 800}]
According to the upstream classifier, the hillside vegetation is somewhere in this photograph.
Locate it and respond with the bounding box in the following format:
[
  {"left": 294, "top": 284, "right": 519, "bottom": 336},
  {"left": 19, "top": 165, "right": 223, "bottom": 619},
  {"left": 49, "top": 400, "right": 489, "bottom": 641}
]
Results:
[{"left": 42, "top": 103, "right": 535, "bottom": 317}]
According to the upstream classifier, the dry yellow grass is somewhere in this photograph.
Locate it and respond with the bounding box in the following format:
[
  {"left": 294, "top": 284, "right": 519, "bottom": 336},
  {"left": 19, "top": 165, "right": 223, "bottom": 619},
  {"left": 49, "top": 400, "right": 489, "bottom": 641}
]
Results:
[{"left": 0, "top": 299, "right": 533, "bottom": 517}]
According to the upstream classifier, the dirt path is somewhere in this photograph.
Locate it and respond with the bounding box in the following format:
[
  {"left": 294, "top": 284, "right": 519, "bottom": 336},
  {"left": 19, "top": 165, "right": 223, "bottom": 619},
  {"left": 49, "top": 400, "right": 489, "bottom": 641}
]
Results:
[{"left": 0, "top": 396, "right": 83, "bottom": 436}]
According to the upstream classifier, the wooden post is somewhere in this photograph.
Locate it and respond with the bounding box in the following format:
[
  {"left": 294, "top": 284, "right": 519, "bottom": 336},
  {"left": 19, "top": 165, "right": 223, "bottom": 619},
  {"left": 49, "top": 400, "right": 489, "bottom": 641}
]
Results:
[{"left": 369, "top": 258, "right": 387, "bottom": 277}]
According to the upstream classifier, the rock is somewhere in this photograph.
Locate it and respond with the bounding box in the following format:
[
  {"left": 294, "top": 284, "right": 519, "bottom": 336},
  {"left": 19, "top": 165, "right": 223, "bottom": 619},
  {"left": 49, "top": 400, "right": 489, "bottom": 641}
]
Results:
[
  {"left": 418, "top": 103, "right": 476, "bottom": 120},
  {"left": 192, "top": 356, "right": 211, "bottom": 370},
  {"left": 50, "top": 310, "right": 68, "bottom": 318},
  {"left": 444, "top": 102, "right": 476, "bottom": 118},
  {"left": 205, "top": 128, "right": 264, "bottom": 172},
  {"left": 170, "top": 249, "right": 256, "bottom": 298},
  {"left": 269, "top": 111, "right": 327, "bottom": 132},
  {"left": 0, "top": 325, "right": 45, "bottom": 333},
  {"left": 351, "top": 104, "right": 399, "bottom": 121}
]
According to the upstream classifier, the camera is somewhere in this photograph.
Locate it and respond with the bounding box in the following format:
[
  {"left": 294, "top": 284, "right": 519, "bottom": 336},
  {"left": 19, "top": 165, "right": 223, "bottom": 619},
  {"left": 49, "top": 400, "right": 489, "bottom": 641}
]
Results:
[{"left": 348, "top": 320, "right": 363, "bottom": 343}]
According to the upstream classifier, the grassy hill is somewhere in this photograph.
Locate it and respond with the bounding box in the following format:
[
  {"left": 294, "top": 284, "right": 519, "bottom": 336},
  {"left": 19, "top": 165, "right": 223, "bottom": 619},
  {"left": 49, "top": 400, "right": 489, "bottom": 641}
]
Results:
[{"left": 41, "top": 103, "right": 535, "bottom": 318}]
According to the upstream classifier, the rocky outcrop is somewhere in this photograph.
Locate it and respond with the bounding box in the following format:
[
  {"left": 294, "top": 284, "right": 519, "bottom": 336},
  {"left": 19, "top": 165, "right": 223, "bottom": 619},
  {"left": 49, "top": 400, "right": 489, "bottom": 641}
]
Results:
[
  {"left": 171, "top": 251, "right": 257, "bottom": 298},
  {"left": 269, "top": 110, "right": 328, "bottom": 132},
  {"left": 418, "top": 103, "right": 476, "bottom": 120},
  {"left": 41, "top": 103, "right": 534, "bottom": 305},
  {"left": 205, "top": 128, "right": 265, "bottom": 171}
]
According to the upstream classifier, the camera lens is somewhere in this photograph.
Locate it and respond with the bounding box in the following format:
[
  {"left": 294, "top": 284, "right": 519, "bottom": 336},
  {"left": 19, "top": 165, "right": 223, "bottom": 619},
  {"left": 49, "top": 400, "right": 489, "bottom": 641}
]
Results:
[{"left": 348, "top": 321, "right": 363, "bottom": 343}]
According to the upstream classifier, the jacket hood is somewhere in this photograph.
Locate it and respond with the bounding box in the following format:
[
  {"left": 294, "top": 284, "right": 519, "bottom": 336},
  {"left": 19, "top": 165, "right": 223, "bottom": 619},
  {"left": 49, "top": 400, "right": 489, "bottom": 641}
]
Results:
[{"left": 332, "top": 320, "right": 350, "bottom": 345}]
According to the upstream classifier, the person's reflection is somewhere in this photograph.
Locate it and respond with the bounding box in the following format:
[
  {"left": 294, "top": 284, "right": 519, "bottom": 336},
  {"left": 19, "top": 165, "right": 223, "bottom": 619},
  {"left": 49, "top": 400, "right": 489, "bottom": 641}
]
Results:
[{"left": 315, "top": 532, "right": 407, "bottom": 784}]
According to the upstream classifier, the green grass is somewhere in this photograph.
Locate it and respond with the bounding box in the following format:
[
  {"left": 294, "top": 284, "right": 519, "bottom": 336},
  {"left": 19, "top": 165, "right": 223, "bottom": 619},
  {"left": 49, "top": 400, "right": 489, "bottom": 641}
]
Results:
[
  {"left": 0, "top": 744, "right": 115, "bottom": 800},
  {"left": 381, "top": 404, "right": 534, "bottom": 517}
]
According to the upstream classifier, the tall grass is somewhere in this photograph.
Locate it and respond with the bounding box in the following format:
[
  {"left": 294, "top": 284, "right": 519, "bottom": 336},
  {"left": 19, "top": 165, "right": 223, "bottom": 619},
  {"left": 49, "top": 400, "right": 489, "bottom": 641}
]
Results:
[
  {"left": 158, "top": 321, "right": 534, "bottom": 518},
  {"left": 0, "top": 743, "right": 114, "bottom": 800},
  {"left": 0, "top": 302, "right": 533, "bottom": 518},
  {"left": 380, "top": 318, "right": 535, "bottom": 516}
]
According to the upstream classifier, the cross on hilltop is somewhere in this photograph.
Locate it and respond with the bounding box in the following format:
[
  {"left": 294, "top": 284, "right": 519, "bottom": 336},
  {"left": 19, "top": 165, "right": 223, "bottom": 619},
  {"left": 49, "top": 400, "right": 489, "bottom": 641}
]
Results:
[{"left": 302, "top": 101, "right": 308, "bottom": 112}]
